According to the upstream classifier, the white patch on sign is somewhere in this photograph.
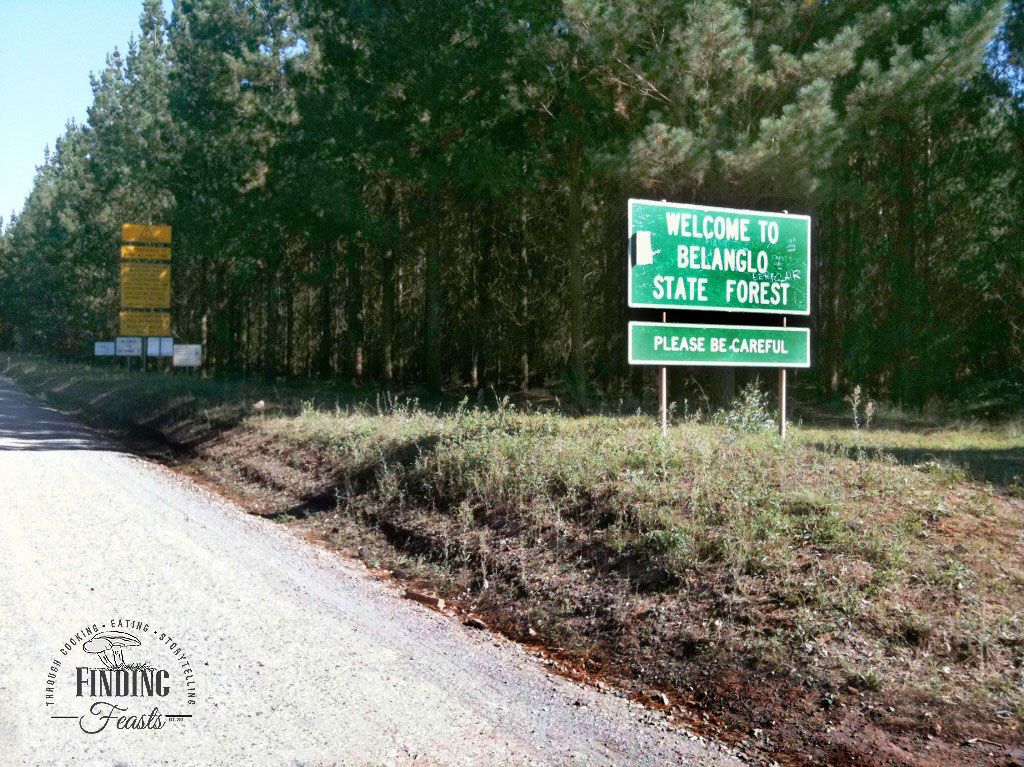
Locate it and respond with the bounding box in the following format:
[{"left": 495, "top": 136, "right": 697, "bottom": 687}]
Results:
[{"left": 634, "top": 231, "right": 656, "bottom": 266}]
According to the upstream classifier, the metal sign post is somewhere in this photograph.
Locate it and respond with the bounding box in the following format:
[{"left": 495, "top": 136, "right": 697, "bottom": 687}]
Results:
[
  {"left": 779, "top": 317, "right": 788, "bottom": 440},
  {"left": 660, "top": 311, "right": 668, "bottom": 437}
]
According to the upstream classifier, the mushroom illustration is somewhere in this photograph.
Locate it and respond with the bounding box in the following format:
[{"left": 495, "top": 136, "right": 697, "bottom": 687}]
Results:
[{"left": 82, "top": 631, "right": 141, "bottom": 669}]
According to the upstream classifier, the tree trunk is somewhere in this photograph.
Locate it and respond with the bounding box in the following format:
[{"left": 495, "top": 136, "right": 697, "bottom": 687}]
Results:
[
  {"left": 516, "top": 210, "right": 532, "bottom": 391},
  {"left": 343, "top": 238, "right": 364, "bottom": 382},
  {"left": 712, "top": 367, "right": 736, "bottom": 409},
  {"left": 213, "top": 260, "right": 230, "bottom": 375},
  {"left": 423, "top": 193, "right": 444, "bottom": 391},
  {"left": 891, "top": 126, "right": 919, "bottom": 406},
  {"left": 380, "top": 187, "right": 399, "bottom": 385},
  {"left": 264, "top": 263, "right": 279, "bottom": 380},
  {"left": 316, "top": 240, "right": 335, "bottom": 378},
  {"left": 381, "top": 243, "right": 396, "bottom": 385},
  {"left": 284, "top": 273, "right": 294, "bottom": 377},
  {"left": 475, "top": 210, "right": 495, "bottom": 390},
  {"left": 824, "top": 204, "right": 844, "bottom": 394},
  {"left": 565, "top": 132, "right": 586, "bottom": 407}
]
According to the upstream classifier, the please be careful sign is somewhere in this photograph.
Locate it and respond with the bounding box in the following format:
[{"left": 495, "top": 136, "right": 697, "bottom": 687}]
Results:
[
  {"left": 628, "top": 199, "right": 810, "bottom": 315},
  {"left": 628, "top": 322, "right": 810, "bottom": 368}
]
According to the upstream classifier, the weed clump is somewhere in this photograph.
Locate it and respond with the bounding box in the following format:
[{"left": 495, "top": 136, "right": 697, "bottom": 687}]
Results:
[{"left": 712, "top": 382, "right": 776, "bottom": 433}]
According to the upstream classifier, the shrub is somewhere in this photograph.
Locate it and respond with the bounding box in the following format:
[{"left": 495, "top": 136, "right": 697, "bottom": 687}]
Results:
[{"left": 712, "top": 381, "right": 776, "bottom": 433}]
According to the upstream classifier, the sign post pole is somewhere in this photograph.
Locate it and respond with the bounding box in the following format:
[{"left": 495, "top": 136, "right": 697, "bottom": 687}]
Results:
[
  {"left": 778, "top": 317, "right": 788, "bottom": 440},
  {"left": 659, "top": 198, "right": 668, "bottom": 440},
  {"left": 660, "top": 311, "right": 668, "bottom": 437}
]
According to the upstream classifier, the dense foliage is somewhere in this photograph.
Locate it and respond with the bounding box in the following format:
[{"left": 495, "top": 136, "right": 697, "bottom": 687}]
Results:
[{"left": 2, "top": 0, "right": 1023, "bottom": 406}]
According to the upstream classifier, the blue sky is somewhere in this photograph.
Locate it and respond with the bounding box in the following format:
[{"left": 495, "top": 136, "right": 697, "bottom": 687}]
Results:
[{"left": 0, "top": 1, "right": 171, "bottom": 222}]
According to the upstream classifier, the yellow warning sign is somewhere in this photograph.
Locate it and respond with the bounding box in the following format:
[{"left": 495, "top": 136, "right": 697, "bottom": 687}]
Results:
[
  {"left": 121, "top": 262, "right": 171, "bottom": 309},
  {"left": 121, "top": 224, "right": 172, "bottom": 244},
  {"left": 119, "top": 311, "right": 171, "bottom": 337},
  {"left": 121, "top": 244, "right": 171, "bottom": 261}
]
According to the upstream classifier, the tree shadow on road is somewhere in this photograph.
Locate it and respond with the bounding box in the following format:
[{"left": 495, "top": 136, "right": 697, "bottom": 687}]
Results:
[{"left": 0, "top": 380, "right": 114, "bottom": 451}]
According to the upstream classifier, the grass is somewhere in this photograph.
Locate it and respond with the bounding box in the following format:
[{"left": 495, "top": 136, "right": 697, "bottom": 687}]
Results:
[
  {"left": 797, "top": 412, "right": 1024, "bottom": 490},
  {"left": 5, "top": 353, "right": 1024, "bottom": 763}
]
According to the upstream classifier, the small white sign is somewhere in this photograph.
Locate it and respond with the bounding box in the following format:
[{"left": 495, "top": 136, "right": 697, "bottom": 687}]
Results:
[
  {"left": 634, "top": 231, "right": 656, "bottom": 266},
  {"left": 172, "top": 344, "right": 202, "bottom": 367},
  {"left": 94, "top": 341, "right": 116, "bottom": 356},
  {"left": 115, "top": 337, "right": 143, "bottom": 357},
  {"left": 147, "top": 336, "right": 174, "bottom": 357}
]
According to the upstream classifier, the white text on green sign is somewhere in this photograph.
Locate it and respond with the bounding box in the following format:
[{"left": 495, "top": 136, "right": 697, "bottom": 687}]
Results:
[
  {"left": 628, "top": 199, "right": 810, "bottom": 315},
  {"left": 628, "top": 322, "right": 809, "bottom": 368}
]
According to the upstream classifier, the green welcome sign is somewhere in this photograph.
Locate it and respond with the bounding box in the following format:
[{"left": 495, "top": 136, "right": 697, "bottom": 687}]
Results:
[
  {"left": 629, "top": 322, "right": 810, "bottom": 368},
  {"left": 628, "top": 199, "right": 810, "bottom": 314}
]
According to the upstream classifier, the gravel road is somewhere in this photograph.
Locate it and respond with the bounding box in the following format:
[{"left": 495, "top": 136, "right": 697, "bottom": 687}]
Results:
[{"left": 0, "top": 376, "right": 744, "bottom": 767}]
